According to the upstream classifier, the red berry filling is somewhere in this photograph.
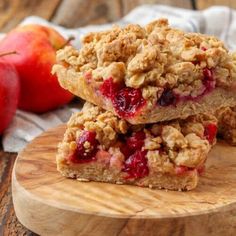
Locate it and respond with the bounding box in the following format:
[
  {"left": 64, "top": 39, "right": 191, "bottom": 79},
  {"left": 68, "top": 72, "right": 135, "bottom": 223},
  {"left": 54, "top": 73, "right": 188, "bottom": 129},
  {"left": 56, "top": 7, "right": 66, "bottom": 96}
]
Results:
[
  {"left": 127, "top": 131, "right": 146, "bottom": 150},
  {"left": 100, "top": 78, "right": 146, "bottom": 118},
  {"left": 175, "top": 166, "right": 190, "bottom": 175},
  {"left": 100, "top": 77, "right": 122, "bottom": 99},
  {"left": 120, "top": 131, "right": 146, "bottom": 158},
  {"left": 123, "top": 150, "right": 149, "bottom": 179},
  {"left": 113, "top": 87, "right": 146, "bottom": 118},
  {"left": 201, "top": 46, "right": 207, "bottom": 51},
  {"left": 202, "top": 68, "right": 215, "bottom": 92},
  {"left": 204, "top": 123, "right": 217, "bottom": 144},
  {"left": 69, "top": 131, "right": 98, "bottom": 163},
  {"left": 119, "top": 131, "right": 148, "bottom": 179},
  {"left": 203, "top": 68, "right": 213, "bottom": 80},
  {"left": 175, "top": 165, "right": 205, "bottom": 176}
]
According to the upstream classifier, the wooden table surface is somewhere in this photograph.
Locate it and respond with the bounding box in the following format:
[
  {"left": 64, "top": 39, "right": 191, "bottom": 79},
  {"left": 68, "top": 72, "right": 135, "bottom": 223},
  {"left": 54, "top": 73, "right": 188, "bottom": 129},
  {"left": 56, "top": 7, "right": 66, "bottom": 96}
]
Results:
[{"left": 0, "top": 0, "right": 236, "bottom": 235}]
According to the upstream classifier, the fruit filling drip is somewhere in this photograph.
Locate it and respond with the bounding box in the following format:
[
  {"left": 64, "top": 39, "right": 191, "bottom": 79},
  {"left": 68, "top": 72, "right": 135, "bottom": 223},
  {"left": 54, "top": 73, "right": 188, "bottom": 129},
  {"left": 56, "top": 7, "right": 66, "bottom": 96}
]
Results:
[
  {"left": 120, "top": 131, "right": 149, "bottom": 179},
  {"left": 100, "top": 77, "right": 146, "bottom": 118},
  {"left": 69, "top": 131, "right": 99, "bottom": 163}
]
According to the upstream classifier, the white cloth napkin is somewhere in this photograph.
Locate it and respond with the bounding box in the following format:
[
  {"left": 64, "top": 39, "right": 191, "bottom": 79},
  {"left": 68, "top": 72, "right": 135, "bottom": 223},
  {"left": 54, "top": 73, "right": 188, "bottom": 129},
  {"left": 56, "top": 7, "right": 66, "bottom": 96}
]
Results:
[{"left": 3, "top": 5, "right": 236, "bottom": 152}]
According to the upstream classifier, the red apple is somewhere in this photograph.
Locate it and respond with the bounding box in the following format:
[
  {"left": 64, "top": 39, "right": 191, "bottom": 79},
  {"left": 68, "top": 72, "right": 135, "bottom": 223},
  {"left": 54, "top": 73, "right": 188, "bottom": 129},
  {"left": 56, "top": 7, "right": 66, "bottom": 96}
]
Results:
[
  {"left": 0, "top": 56, "right": 20, "bottom": 134},
  {"left": 0, "top": 24, "right": 73, "bottom": 113}
]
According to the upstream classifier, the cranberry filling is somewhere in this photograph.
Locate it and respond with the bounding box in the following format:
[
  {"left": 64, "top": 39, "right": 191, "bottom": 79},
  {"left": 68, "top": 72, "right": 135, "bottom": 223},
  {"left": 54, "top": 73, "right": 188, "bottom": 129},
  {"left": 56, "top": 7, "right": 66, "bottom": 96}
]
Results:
[
  {"left": 120, "top": 131, "right": 146, "bottom": 158},
  {"left": 175, "top": 166, "right": 190, "bottom": 175},
  {"left": 127, "top": 131, "right": 146, "bottom": 150},
  {"left": 202, "top": 68, "right": 215, "bottom": 92},
  {"left": 204, "top": 123, "right": 217, "bottom": 144},
  {"left": 119, "top": 131, "right": 148, "bottom": 179},
  {"left": 100, "top": 77, "right": 122, "bottom": 99},
  {"left": 100, "top": 78, "right": 146, "bottom": 118},
  {"left": 123, "top": 150, "right": 149, "bottom": 179},
  {"left": 112, "top": 87, "right": 146, "bottom": 118},
  {"left": 69, "top": 130, "right": 98, "bottom": 163},
  {"left": 175, "top": 165, "right": 205, "bottom": 176}
]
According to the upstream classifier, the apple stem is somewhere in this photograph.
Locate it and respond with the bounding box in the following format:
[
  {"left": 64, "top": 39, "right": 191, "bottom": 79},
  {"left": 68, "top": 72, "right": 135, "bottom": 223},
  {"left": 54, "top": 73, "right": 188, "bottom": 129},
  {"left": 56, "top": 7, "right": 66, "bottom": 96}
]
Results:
[
  {"left": 0, "top": 51, "right": 18, "bottom": 57},
  {"left": 59, "top": 36, "right": 75, "bottom": 49}
]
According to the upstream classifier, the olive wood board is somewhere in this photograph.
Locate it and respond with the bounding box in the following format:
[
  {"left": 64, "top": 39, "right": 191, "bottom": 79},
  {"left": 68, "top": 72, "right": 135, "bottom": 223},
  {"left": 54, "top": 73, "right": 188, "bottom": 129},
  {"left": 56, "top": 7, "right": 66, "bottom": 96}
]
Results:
[{"left": 12, "top": 125, "right": 236, "bottom": 236}]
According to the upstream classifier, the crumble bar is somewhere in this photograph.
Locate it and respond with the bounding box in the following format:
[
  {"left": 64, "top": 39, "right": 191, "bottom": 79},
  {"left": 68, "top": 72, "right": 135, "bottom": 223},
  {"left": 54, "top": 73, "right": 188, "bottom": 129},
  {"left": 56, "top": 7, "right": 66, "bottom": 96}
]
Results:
[
  {"left": 53, "top": 19, "right": 236, "bottom": 124},
  {"left": 57, "top": 102, "right": 217, "bottom": 191}
]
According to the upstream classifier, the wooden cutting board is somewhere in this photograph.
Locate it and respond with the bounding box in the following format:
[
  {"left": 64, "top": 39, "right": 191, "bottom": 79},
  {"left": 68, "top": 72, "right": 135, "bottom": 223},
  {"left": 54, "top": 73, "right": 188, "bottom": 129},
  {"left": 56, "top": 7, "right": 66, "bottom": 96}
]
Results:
[{"left": 12, "top": 125, "right": 236, "bottom": 236}]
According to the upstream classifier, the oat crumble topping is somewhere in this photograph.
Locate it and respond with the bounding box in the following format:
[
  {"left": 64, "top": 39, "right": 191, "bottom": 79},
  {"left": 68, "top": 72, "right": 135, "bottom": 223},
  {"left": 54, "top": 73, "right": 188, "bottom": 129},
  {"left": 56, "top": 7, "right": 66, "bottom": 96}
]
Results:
[{"left": 56, "top": 19, "right": 236, "bottom": 100}]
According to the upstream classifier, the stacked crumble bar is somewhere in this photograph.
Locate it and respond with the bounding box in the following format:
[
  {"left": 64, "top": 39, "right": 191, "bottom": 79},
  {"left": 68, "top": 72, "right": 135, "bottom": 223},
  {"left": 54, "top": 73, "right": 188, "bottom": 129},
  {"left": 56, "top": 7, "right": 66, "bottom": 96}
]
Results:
[{"left": 53, "top": 19, "right": 236, "bottom": 191}]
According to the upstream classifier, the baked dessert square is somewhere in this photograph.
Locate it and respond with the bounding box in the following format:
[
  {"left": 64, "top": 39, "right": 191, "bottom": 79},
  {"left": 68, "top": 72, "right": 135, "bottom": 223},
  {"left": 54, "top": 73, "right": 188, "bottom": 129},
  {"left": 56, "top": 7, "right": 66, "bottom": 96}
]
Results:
[
  {"left": 216, "top": 106, "right": 236, "bottom": 145},
  {"left": 53, "top": 19, "right": 236, "bottom": 124},
  {"left": 57, "top": 102, "right": 217, "bottom": 191}
]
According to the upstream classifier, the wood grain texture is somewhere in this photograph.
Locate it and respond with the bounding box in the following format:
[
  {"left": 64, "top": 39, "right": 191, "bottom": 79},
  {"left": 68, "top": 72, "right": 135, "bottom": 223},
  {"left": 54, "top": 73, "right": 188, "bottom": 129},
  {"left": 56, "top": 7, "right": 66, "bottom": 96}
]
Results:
[
  {"left": 12, "top": 125, "right": 236, "bottom": 236},
  {"left": 0, "top": 0, "right": 61, "bottom": 32},
  {"left": 197, "top": 0, "right": 236, "bottom": 9},
  {"left": 0, "top": 151, "right": 36, "bottom": 236}
]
